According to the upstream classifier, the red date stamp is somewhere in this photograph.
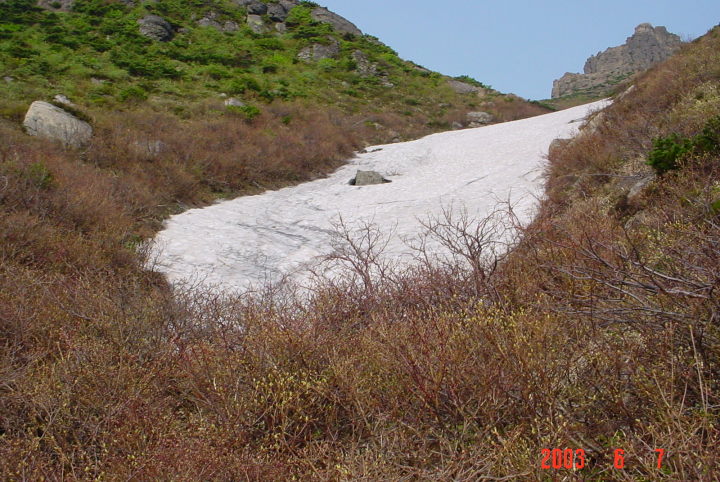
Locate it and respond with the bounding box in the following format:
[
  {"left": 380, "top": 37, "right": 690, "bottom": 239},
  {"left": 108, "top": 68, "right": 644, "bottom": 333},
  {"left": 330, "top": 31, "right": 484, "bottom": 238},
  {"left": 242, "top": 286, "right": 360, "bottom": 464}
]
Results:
[{"left": 541, "top": 448, "right": 665, "bottom": 470}]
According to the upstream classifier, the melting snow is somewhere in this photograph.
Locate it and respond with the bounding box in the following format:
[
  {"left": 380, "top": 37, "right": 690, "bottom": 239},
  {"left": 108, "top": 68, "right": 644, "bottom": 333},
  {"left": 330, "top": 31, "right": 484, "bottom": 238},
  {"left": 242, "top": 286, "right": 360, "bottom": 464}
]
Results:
[{"left": 151, "top": 100, "right": 608, "bottom": 292}]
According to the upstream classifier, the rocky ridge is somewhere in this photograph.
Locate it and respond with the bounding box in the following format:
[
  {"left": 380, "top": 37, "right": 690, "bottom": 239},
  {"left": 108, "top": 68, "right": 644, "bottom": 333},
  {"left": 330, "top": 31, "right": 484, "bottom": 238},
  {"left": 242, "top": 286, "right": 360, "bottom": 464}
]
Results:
[{"left": 552, "top": 23, "right": 682, "bottom": 98}]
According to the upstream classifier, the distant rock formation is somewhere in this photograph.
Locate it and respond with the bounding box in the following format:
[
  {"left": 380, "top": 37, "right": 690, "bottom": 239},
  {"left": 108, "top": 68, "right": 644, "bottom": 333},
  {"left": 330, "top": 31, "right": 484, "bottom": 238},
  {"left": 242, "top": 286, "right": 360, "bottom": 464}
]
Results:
[{"left": 552, "top": 23, "right": 682, "bottom": 98}]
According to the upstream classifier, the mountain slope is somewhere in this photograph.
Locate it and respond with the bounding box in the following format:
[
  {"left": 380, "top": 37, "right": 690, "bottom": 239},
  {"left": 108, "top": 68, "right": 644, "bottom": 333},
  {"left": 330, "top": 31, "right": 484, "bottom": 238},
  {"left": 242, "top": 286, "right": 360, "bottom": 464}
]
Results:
[{"left": 0, "top": 0, "right": 547, "bottom": 130}]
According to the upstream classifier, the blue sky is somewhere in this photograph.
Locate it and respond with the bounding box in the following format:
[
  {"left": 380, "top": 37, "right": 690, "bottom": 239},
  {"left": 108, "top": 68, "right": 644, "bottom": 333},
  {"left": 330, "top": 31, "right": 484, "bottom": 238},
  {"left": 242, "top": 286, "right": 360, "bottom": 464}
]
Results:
[{"left": 318, "top": 1, "right": 720, "bottom": 100}]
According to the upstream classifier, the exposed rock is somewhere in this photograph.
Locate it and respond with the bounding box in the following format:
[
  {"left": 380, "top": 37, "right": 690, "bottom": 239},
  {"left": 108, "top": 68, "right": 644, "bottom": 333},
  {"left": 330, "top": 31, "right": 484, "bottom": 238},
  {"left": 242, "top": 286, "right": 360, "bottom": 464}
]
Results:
[
  {"left": 222, "top": 20, "right": 240, "bottom": 32},
  {"left": 267, "top": 3, "right": 289, "bottom": 22},
  {"left": 552, "top": 23, "right": 682, "bottom": 98},
  {"left": 246, "top": 14, "right": 267, "bottom": 34},
  {"left": 310, "top": 7, "right": 362, "bottom": 36},
  {"left": 224, "top": 97, "right": 245, "bottom": 107},
  {"left": 23, "top": 101, "right": 92, "bottom": 148},
  {"left": 4, "top": 76, "right": 14, "bottom": 83},
  {"left": 448, "top": 79, "right": 481, "bottom": 94},
  {"left": 36, "top": 0, "right": 74, "bottom": 11},
  {"left": 278, "top": 0, "right": 299, "bottom": 9},
  {"left": 297, "top": 38, "right": 340, "bottom": 62},
  {"left": 352, "top": 50, "right": 379, "bottom": 77},
  {"left": 577, "top": 111, "right": 606, "bottom": 138},
  {"left": 452, "top": 121, "right": 464, "bottom": 130},
  {"left": 53, "top": 94, "right": 75, "bottom": 107},
  {"left": 548, "top": 138, "right": 572, "bottom": 158},
  {"left": 198, "top": 13, "right": 238, "bottom": 32},
  {"left": 349, "top": 170, "right": 391, "bottom": 186},
  {"left": 626, "top": 173, "right": 656, "bottom": 204},
  {"left": 275, "top": 22, "right": 287, "bottom": 33},
  {"left": 246, "top": 2, "right": 267, "bottom": 15},
  {"left": 138, "top": 15, "right": 174, "bottom": 42},
  {"left": 466, "top": 111, "right": 494, "bottom": 126}
]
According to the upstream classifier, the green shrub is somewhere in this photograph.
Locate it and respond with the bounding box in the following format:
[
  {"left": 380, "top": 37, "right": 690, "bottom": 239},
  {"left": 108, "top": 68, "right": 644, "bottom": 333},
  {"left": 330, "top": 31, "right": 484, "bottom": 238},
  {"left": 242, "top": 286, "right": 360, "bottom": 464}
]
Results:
[
  {"left": 227, "top": 76, "right": 261, "bottom": 95},
  {"left": 647, "top": 115, "right": 720, "bottom": 175},
  {"left": 647, "top": 134, "right": 693, "bottom": 174},
  {"left": 118, "top": 85, "right": 148, "bottom": 102},
  {"left": 694, "top": 115, "right": 720, "bottom": 153},
  {"left": 227, "top": 103, "right": 260, "bottom": 121}
]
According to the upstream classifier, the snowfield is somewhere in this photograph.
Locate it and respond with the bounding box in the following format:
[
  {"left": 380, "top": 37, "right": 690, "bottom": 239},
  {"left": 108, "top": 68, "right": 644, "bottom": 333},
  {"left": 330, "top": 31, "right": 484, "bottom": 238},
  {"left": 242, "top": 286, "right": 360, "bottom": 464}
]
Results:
[{"left": 151, "top": 100, "right": 608, "bottom": 292}]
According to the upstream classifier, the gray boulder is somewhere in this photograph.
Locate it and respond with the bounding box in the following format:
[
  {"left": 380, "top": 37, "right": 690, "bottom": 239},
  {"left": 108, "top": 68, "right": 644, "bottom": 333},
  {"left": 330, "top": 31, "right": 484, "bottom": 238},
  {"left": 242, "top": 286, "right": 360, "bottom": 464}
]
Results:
[
  {"left": 448, "top": 79, "right": 481, "bottom": 94},
  {"left": 350, "top": 170, "right": 391, "bottom": 186},
  {"left": 310, "top": 7, "right": 362, "bottom": 36},
  {"left": 53, "top": 94, "right": 75, "bottom": 107},
  {"left": 466, "top": 111, "right": 494, "bottom": 126},
  {"left": 138, "top": 15, "right": 174, "bottom": 42},
  {"left": 278, "top": 0, "right": 298, "bottom": 11},
  {"left": 224, "top": 97, "right": 246, "bottom": 107},
  {"left": 36, "top": 0, "right": 74, "bottom": 11},
  {"left": 246, "top": 14, "right": 267, "bottom": 34},
  {"left": 298, "top": 38, "right": 340, "bottom": 62},
  {"left": 267, "top": 3, "right": 289, "bottom": 22},
  {"left": 23, "top": 101, "right": 93, "bottom": 148},
  {"left": 198, "top": 14, "right": 239, "bottom": 32},
  {"left": 247, "top": 2, "right": 267, "bottom": 15}
]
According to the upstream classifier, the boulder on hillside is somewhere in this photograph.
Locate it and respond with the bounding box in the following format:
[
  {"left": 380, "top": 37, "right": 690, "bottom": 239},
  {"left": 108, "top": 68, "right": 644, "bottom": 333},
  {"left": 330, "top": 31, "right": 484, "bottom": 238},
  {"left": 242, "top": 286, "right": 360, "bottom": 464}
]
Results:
[
  {"left": 224, "top": 97, "right": 246, "bottom": 107},
  {"left": 310, "top": 7, "right": 362, "bottom": 36},
  {"left": 297, "top": 38, "right": 340, "bottom": 62},
  {"left": 448, "top": 79, "right": 481, "bottom": 94},
  {"left": 138, "top": 15, "right": 174, "bottom": 42},
  {"left": 23, "top": 101, "right": 93, "bottom": 148},
  {"left": 246, "top": 14, "right": 267, "bottom": 34},
  {"left": 246, "top": 2, "right": 267, "bottom": 15},
  {"left": 267, "top": 3, "right": 290, "bottom": 22},
  {"left": 349, "top": 170, "right": 391, "bottom": 186},
  {"left": 36, "top": 0, "right": 75, "bottom": 11},
  {"left": 198, "top": 12, "right": 239, "bottom": 32},
  {"left": 466, "top": 111, "right": 494, "bottom": 126}
]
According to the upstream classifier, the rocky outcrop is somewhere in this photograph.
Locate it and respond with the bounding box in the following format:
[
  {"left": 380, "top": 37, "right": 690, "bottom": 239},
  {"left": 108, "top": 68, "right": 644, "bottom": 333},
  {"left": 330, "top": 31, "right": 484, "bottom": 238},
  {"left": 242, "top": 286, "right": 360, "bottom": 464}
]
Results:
[
  {"left": 246, "top": 14, "right": 267, "bottom": 34},
  {"left": 23, "top": 101, "right": 93, "bottom": 148},
  {"left": 138, "top": 15, "right": 174, "bottom": 42},
  {"left": 466, "top": 111, "right": 494, "bottom": 127},
  {"left": 310, "top": 7, "right": 362, "bottom": 36},
  {"left": 298, "top": 38, "right": 340, "bottom": 62},
  {"left": 352, "top": 50, "right": 379, "bottom": 77},
  {"left": 36, "top": 0, "right": 74, "bottom": 11},
  {"left": 448, "top": 79, "right": 482, "bottom": 95},
  {"left": 198, "top": 12, "right": 239, "bottom": 32},
  {"left": 552, "top": 23, "right": 682, "bottom": 98}
]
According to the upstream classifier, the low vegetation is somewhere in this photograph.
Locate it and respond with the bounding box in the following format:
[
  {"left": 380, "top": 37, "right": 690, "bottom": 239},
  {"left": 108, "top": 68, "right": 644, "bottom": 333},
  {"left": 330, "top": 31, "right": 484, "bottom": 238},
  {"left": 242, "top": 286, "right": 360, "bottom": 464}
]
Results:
[{"left": 1, "top": 3, "right": 719, "bottom": 480}]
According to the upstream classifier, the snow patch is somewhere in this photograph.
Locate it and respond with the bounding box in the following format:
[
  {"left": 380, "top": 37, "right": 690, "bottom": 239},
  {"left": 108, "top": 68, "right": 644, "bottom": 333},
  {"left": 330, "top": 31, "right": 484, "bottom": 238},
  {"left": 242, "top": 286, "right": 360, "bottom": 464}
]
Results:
[{"left": 151, "top": 100, "right": 609, "bottom": 292}]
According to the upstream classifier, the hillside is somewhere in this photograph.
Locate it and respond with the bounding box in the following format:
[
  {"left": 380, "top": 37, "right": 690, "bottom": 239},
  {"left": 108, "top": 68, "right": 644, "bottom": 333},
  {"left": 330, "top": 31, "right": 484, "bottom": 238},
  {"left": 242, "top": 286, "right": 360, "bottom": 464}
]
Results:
[
  {"left": 0, "top": 0, "right": 546, "bottom": 135},
  {"left": 1, "top": 2, "right": 719, "bottom": 479}
]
